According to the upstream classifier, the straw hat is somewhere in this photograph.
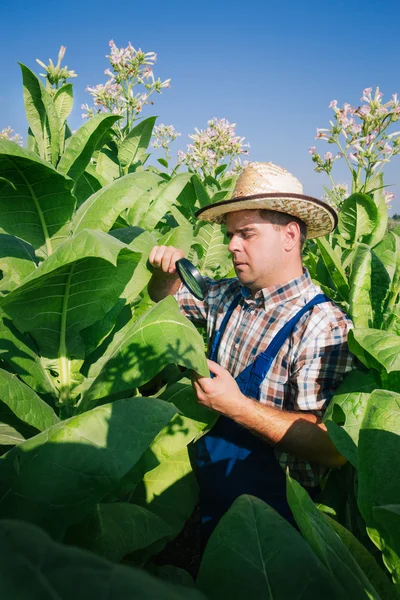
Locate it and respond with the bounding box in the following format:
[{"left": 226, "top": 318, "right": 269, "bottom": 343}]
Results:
[{"left": 195, "top": 162, "right": 338, "bottom": 239}]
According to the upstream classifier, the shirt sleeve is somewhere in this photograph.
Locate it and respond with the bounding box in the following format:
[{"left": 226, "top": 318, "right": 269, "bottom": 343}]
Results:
[
  {"left": 287, "top": 316, "right": 355, "bottom": 416},
  {"left": 173, "top": 277, "right": 215, "bottom": 326}
]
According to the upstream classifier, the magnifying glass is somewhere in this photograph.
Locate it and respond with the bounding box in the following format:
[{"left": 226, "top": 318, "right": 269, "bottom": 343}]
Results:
[{"left": 175, "top": 258, "right": 207, "bottom": 300}]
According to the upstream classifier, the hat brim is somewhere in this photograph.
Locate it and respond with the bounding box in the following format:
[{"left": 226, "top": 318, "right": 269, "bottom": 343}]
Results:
[{"left": 195, "top": 193, "right": 338, "bottom": 239}]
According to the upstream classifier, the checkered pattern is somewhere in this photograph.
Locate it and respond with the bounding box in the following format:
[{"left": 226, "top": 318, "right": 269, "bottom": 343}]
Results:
[{"left": 174, "top": 269, "right": 354, "bottom": 488}]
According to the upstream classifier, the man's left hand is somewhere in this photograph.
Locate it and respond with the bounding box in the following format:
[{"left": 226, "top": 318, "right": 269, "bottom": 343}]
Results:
[{"left": 191, "top": 359, "right": 247, "bottom": 418}]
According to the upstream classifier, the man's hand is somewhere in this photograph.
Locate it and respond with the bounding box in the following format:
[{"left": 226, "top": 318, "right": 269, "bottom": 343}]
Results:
[
  {"left": 148, "top": 245, "right": 185, "bottom": 302},
  {"left": 149, "top": 245, "right": 185, "bottom": 275},
  {"left": 191, "top": 359, "right": 247, "bottom": 419}
]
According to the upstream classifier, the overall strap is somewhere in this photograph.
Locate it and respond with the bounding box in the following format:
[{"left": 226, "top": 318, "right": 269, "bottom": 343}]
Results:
[
  {"left": 209, "top": 294, "right": 242, "bottom": 362},
  {"left": 236, "top": 294, "right": 330, "bottom": 398}
]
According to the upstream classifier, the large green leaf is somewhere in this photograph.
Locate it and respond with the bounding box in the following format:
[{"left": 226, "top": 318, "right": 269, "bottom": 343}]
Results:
[
  {"left": 159, "top": 377, "right": 216, "bottom": 437},
  {"left": 116, "top": 379, "right": 213, "bottom": 504},
  {"left": 0, "top": 317, "right": 57, "bottom": 396},
  {"left": 287, "top": 477, "right": 381, "bottom": 599},
  {"left": 78, "top": 296, "right": 208, "bottom": 407},
  {"left": 110, "top": 227, "right": 157, "bottom": 302},
  {"left": 173, "top": 179, "right": 199, "bottom": 221},
  {"left": 364, "top": 176, "right": 389, "bottom": 248},
  {"left": 0, "top": 520, "right": 207, "bottom": 600},
  {"left": 197, "top": 495, "right": 348, "bottom": 600},
  {"left": 371, "top": 233, "right": 400, "bottom": 327},
  {"left": 192, "top": 222, "right": 232, "bottom": 277},
  {"left": 54, "top": 83, "right": 74, "bottom": 125},
  {"left": 324, "top": 369, "right": 378, "bottom": 467},
  {"left": 66, "top": 502, "right": 172, "bottom": 562},
  {"left": 348, "top": 243, "right": 373, "bottom": 328},
  {"left": 0, "top": 368, "right": 59, "bottom": 431},
  {"left": 118, "top": 116, "right": 157, "bottom": 169},
  {"left": 0, "top": 140, "right": 75, "bottom": 256},
  {"left": 129, "top": 447, "right": 198, "bottom": 546},
  {"left": 140, "top": 174, "right": 193, "bottom": 231},
  {"left": 349, "top": 329, "right": 400, "bottom": 373},
  {"left": 0, "top": 230, "right": 140, "bottom": 358},
  {"left": 374, "top": 505, "right": 400, "bottom": 587},
  {"left": 123, "top": 174, "right": 165, "bottom": 226},
  {"left": 71, "top": 171, "right": 160, "bottom": 235},
  {"left": 0, "top": 396, "right": 177, "bottom": 536},
  {"left": 73, "top": 164, "right": 107, "bottom": 209},
  {"left": 316, "top": 236, "right": 349, "bottom": 301},
  {"left": 191, "top": 174, "right": 212, "bottom": 208},
  {"left": 338, "top": 193, "right": 378, "bottom": 245},
  {"left": 0, "top": 233, "right": 37, "bottom": 294},
  {"left": 19, "top": 63, "right": 60, "bottom": 165},
  {"left": 0, "top": 403, "right": 38, "bottom": 446},
  {"left": 81, "top": 300, "right": 129, "bottom": 357},
  {"left": 26, "top": 126, "right": 39, "bottom": 154},
  {"left": 96, "top": 140, "right": 120, "bottom": 183},
  {"left": 320, "top": 511, "right": 398, "bottom": 600},
  {"left": 358, "top": 390, "right": 400, "bottom": 548},
  {"left": 58, "top": 114, "right": 120, "bottom": 182},
  {"left": 158, "top": 224, "right": 194, "bottom": 256}
]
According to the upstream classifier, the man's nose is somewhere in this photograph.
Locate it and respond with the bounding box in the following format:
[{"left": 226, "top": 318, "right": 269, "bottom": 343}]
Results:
[{"left": 228, "top": 236, "right": 241, "bottom": 254}]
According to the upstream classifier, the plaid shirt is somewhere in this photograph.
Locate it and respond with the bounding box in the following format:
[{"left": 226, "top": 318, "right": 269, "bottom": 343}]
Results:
[{"left": 174, "top": 269, "right": 354, "bottom": 487}]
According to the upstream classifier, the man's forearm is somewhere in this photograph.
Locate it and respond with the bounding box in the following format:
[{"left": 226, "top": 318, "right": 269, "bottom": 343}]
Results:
[{"left": 229, "top": 395, "right": 345, "bottom": 468}]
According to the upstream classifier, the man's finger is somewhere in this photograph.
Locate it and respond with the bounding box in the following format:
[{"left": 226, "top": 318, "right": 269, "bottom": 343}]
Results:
[{"left": 207, "top": 359, "right": 227, "bottom": 376}]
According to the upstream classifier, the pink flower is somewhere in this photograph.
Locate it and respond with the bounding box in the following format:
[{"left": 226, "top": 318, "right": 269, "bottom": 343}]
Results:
[
  {"left": 383, "top": 143, "right": 392, "bottom": 154},
  {"left": 348, "top": 153, "right": 359, "bottom": 163},
  {"left": 343, "top": 103, "right": 354, "bottom": 115},
  {"left": 384, "top": 191, "right": 395, "bottom": 206},
  {"left": 324, "top": 152, "right": 333, "bottom": 160},
  {"left": 358, "top": 105, "right": 371, "bottom": 118},
  {"left": 361, "top": 88, "right": 373, "bottom": 102},
  {"left": 329, "top": 100, "right": 338, "bottom": 109},
  {"left": 350, "top": 124, "right": 362, "bottom": 135},
  {"left": 308, "top": 146, "right": 317, "bottom": 155},
  {"left": 377, "top": 106, "right": 388, "bottom": 116}
]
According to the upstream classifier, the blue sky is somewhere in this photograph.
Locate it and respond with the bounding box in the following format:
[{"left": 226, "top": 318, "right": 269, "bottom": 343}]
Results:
[{"left": 2, "top": 0, "right": 400, "bottom": 211}]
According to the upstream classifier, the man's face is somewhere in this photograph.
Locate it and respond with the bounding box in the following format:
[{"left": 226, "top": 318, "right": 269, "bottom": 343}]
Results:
[{"left": 226, "top": 210, "right": 286, "bottom": 291}]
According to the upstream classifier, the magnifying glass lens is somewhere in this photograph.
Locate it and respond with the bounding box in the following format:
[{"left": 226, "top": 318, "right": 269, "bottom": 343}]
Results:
[{"left": 175, "top": 258, "right": 207, "bottom": 300}]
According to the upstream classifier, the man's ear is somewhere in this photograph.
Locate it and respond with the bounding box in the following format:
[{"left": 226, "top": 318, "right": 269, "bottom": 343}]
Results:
[{"left": 284, "top": 222, "right": 301, "bottom": 251}]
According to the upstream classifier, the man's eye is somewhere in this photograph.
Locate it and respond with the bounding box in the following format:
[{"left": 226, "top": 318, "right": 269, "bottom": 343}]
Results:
[{"left": 243, "top": 233, "right": 254, "bottom": 239}]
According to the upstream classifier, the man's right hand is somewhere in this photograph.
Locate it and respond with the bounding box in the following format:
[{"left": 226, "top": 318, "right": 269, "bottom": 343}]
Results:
[
  {"left": 148, "top": 245, "right": 185, "bottom": 302},
  {"left": 148, "top": 245, "right": 185, "bottom": 276}
]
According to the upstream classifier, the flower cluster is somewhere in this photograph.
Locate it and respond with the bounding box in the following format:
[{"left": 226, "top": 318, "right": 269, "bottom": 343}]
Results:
[
  {"left": 322, "top": 183, "right": 349, "bottom": 208},
  {"left": 177, "top": 118, "right": 249, "bottom": 177},
  {"left": 0, "top": 126, "right": 23, "bottom": 146},
  {"left": 310, "top": 87, "right": 400, "bottom": 193},
  {"left": 226, "top": 157, "right": 250, "bottom": 176},
  {"left": 36, "top": 46, "right": 77, "bottom": 90},
  {"left": 83, "top": 41, "right": 171, "bottom": 135},
  {"left": 151, "top": 124, "right": 181, "bottom": 159}
]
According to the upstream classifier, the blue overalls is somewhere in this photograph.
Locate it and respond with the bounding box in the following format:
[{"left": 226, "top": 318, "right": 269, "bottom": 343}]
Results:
[{"left": 195, "top": 292, "right": 329, "bottom": 545}]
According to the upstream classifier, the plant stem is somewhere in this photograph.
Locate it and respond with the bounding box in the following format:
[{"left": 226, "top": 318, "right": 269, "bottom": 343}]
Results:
[{"left": 58, "top": 265, "right": 75, "bottom": 406}]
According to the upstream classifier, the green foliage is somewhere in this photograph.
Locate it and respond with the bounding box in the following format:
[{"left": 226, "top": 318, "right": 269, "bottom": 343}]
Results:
[
  {"left": 3, "top": 44, "right": 400, "bottom": 600},
  {"left": 0, "top": 57, "right": 220, "bottom": 576}
]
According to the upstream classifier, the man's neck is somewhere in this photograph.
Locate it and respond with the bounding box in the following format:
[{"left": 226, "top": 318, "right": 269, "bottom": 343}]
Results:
[{"left": 248, "top": 263, "right": 304, "bottom": 294}]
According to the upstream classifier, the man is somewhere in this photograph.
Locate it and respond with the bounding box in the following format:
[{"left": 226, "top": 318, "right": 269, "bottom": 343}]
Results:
[{"left": 148, "top": 162, "right": 353, "bottom": 544}]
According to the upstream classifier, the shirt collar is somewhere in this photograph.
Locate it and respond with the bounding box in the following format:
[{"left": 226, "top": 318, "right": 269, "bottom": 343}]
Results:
[{"left": 240, "top": 268, "right": 313, "bottom": 309}]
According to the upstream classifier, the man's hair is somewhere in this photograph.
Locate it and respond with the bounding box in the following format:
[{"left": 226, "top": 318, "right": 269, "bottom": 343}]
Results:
[{"left": 258, "top": 209, "right": 307, "bottom": 249}]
